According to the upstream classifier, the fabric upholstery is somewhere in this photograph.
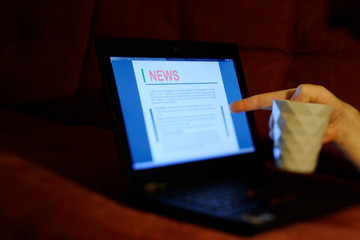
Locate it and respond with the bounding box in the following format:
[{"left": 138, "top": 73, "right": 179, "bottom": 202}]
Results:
[
  {"left": 0, "top": 0, "right": 360, "bottom": 239},
  {"left": 1, "top": 151, "right": 360, "bottom": 239},
  {"left": 0, "top": 0, "right": 95, "bottom": 121}
]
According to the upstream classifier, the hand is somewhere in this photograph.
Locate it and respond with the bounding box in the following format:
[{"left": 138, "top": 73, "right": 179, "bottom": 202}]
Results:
[{"left": 230, "top": 84, "right": 360, "bottom": 169}]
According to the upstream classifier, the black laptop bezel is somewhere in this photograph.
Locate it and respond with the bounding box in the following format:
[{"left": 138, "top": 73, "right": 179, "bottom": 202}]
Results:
[{"left": 95, "top": 38, "right": 262, "bottom": 193}]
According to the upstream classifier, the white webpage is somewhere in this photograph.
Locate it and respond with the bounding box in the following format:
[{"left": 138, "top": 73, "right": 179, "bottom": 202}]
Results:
[{"left": 132, "top": 60, "right": 240, "bottom": 166}]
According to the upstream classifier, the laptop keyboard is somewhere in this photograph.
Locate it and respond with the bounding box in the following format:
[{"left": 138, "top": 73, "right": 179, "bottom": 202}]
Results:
[
  {"left": 151, "top": 174, "right": 360, "bottom": 228},
  {"left": 156, "top": 176, "right": 337, "bottom": 215},
  {"left": 167, "top": 181, "right": 256, "bottom": 211}
]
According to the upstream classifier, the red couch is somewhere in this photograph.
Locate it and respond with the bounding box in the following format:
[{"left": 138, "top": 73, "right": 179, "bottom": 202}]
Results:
[{"left": 1, "top": 0, "right": 360, "bottom": 239}]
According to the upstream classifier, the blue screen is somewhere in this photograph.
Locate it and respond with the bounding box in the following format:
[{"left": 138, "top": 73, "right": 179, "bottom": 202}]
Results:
[{"left": 110, "top": 57, "right": 255, "bottom": 170}]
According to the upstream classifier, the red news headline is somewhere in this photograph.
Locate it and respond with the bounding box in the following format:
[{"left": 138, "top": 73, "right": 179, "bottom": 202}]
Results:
[{"left": 149, "top": 70, "right": 179, "bottom": 81}]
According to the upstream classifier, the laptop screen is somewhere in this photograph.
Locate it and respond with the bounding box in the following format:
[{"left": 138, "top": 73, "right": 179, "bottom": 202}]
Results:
[{"left": 110, "top": 57, "right": 255, "bottom": 170}]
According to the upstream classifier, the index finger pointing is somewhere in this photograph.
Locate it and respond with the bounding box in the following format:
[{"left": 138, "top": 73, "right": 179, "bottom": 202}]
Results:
[{"left": 230, "top": 88, "right": 296, "bottom": 113}]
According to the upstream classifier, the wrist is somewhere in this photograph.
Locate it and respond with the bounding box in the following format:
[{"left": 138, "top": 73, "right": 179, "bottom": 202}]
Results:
[{"left": 334, "top": 102, "right": 360, "bottom": 167}]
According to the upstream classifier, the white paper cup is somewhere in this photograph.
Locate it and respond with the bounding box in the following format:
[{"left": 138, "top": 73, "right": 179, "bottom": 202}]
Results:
[{"left": 272, "top": 99, "right": 333, "bottom": 173}]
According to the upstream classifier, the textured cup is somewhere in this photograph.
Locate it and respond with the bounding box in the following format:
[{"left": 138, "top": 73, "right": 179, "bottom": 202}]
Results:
[{"left": 272, "top": 99, "right": 333, "bottom": 173}]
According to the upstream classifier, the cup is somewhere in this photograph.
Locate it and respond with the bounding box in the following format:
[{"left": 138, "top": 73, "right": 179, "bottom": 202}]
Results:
[{"left": 272, "top": 99, "right": 333, "bottom": 173}]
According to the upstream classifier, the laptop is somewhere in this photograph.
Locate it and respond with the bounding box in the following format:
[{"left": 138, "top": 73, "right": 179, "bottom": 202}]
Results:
[{"left": 95, "top": 38, "right": 359, "bottom": 235}]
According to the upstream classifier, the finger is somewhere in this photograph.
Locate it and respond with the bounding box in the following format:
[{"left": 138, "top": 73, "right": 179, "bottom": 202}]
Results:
[{"left": 230, "top": 88, "right": 296, "bottom": 113}]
